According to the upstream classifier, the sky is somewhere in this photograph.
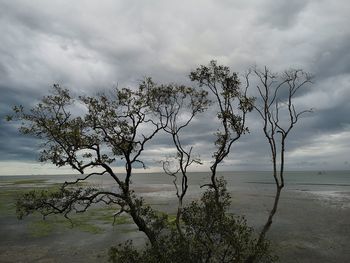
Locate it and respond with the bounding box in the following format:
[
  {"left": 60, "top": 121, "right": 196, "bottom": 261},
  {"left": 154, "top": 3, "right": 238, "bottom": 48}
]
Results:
[{"left": 0, "top": 0, "right": 350, "bottom": 175}]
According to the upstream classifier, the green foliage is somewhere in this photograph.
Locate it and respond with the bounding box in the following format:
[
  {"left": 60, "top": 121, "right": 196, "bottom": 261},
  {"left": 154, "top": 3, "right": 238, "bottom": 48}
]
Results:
[
  {"left": 129, "top": 194, "right": 169, "bottom": 237},
  {"left": 189, "top": 61, "right": 254, "bottom": 173},
  {"left": 109, "top": 179, "right": 276, "bottom": 263},
  {"left": 109, "top": 241, "right": 148, "bottom": 263},
  {"left": 9, "top": 65, "right": 282, "bottom": 263}
]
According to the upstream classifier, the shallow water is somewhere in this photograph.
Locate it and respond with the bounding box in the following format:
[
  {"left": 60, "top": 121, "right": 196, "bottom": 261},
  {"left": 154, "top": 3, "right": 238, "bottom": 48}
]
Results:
[{"left": 0, "top": 170, "right": 349, "bottom": 262}]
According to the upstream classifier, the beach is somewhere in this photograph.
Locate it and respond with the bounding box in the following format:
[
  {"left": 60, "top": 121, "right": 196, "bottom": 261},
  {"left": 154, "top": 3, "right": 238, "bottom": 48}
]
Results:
[{"left": 0, "top": 171, "right": 349, "bottom": 262}]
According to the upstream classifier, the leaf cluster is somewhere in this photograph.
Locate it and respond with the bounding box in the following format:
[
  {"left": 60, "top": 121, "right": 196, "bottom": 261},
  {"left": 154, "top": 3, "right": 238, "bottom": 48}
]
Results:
[{"left": 109, "top": 179, "right": 276, "bottom": 263}]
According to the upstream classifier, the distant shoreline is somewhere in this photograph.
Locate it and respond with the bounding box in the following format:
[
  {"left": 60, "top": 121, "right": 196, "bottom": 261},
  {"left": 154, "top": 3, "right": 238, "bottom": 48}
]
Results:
[{"left": 1, "top": 169, "right": 349, "bottom": 177}]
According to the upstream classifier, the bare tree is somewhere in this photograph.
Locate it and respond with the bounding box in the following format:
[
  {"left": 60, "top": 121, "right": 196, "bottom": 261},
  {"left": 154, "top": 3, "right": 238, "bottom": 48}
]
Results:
[
  {"left": 245, "top": 67, "right": 313, "bottom": 263},
  {"left": 153, "top": 84, "right": 209, "bottom": 236}
]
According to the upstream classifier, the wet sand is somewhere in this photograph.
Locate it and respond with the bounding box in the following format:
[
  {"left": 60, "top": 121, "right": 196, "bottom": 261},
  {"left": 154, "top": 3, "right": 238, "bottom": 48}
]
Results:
[
  {"left": 0, "top": 174, "right": 349, "bottom": 262},
  {"left": 232, "top": 188, "right": 350, "bottom": 263}
]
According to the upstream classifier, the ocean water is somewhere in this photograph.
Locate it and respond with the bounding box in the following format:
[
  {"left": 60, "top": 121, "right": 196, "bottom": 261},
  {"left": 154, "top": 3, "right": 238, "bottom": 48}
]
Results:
[
  {"left": 1, "top": 170, "right": 349, "bottom": 262},
  {"left": 2, "top": 170, "right": 349, "bottom": 197},
  {"left": 2, "top": 170, "right": 349, "bottom": 210}
]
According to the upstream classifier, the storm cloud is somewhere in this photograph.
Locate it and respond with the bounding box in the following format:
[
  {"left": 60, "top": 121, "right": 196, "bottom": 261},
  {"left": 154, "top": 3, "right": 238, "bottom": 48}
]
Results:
[{"left": 0, "top": 0, "right": 349, "bottom": 175}]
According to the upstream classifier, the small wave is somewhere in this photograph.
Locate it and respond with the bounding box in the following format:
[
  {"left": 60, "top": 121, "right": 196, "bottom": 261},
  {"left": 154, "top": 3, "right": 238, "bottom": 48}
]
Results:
[
  {"left": 245, "top": 181, "right": 274, "bottom": 184},
  {"left": 296, "top": 183, "right": 350, "bottom": 187},
  {"left": 302, "top": 190, "right": 350, "bottom": 209},
  {"left": 245, "top": 181, "right": 350, "bottom": 187}
]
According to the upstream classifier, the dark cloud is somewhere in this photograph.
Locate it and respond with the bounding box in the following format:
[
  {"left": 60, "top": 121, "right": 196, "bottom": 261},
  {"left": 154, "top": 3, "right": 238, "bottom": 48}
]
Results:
[
  {"left": 256, "top": 0, "right": 310, "bottom": 29},
  {"left": 313, "top": 36, "right": 350, "bottom": 79},
  {"left": 0, "top": 0, "right": 349, "bottom": 174}
]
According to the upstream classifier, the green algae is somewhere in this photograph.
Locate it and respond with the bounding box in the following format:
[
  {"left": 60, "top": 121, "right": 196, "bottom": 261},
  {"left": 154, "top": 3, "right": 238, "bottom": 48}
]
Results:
[
  {"left": 0, "top": 189, "right": 27, "bottom": 216},
  {"left": 12, "top": 179, "right": 48, "bottom": 185},
  {"left": 25, "top": 207, "right": 133, "bottom": 238},
  {"left": 1, "top": 180, "right": 136, "bottom": 239},
  {"left": 28, "top": 220, "right": 55, "bottom": 237}
]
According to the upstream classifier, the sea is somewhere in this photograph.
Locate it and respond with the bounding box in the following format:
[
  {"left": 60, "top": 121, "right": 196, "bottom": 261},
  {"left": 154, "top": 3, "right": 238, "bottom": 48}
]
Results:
[
  {"left": 1, "top": 170, "right": 350, "bottom": 211},
  {"left": 2, "top": 170, "right": 349, "bottom": 195},
  {"left": 0, "top": 170, "right": 349, "bottom": 262}
]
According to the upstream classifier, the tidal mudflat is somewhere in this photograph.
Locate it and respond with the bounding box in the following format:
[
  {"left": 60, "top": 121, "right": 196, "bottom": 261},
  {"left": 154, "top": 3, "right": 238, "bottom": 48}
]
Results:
[{"left": 0, "top": 171, "right": 349, "bottom": 262}]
